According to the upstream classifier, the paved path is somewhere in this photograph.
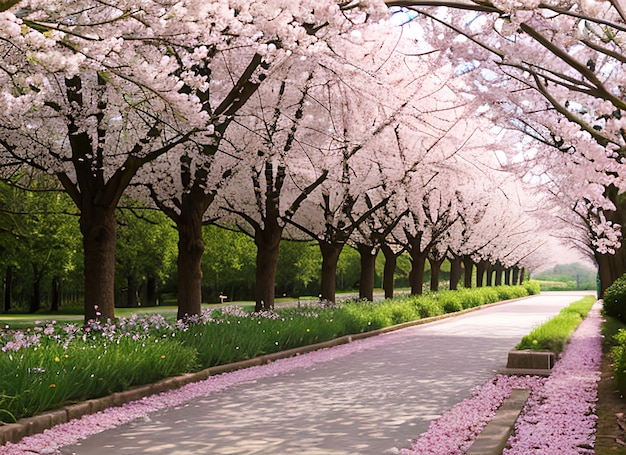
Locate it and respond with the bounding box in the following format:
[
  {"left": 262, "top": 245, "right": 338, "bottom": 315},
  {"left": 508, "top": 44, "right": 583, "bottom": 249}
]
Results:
[{"left": 59, "top": 291, "right": 593, "bottom": 455}]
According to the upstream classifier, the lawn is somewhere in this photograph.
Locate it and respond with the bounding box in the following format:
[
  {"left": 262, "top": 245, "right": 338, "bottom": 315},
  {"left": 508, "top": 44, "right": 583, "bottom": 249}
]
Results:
[{"left": 0, "top": 283, "right": 536, "bottom": 423}]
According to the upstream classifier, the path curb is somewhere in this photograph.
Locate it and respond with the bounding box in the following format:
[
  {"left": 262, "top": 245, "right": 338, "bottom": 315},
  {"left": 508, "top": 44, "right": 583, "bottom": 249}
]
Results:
[
  {"left": 465, "top": 389, "right": 530, "bottom": 455},
  {"left": 0, "top": 296, "right": 528, "bottom": 446}
]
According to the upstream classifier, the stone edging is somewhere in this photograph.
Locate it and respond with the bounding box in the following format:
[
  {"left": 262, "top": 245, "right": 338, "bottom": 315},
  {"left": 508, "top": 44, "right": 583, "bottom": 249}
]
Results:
[
  {"left": 0, "top": 296, "right": 528, "bottom": 446},
  {"left": 465, "top": 389, "right": 531, "bottom": 454}
]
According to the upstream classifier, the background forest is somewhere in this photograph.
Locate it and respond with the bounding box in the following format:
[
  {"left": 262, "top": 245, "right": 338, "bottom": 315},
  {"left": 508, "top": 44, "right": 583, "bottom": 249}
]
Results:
[
  {"left": 0, "top": 178, "right": 412, "bottom": 312},
  {"left": 0, "top": 178, "right": 594, "bottom": 314}
]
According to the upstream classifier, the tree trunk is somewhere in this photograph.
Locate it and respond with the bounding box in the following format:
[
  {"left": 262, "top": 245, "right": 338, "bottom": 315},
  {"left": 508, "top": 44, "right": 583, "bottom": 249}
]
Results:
[
  {"left": 596, "top": 253, "right": 616, "bottom": 298},
  {"left": 146, "top": 275, "right": 157, "bottom": 306},
  {"left": 381, "top": 244, "right": 397, "bottom": 299},
  {"left": 357, "top": 243, "right": 377, "bottom": 301},
  {"left": 50, "top": 276, "right": 60, "bottom": 312},
  {"left": 429, "top": 256, "right": 444, "bottom": 292},
  {"left": 476, "top": 261, "right": 488, "bottom": 287},
  {"left": 4, "top": 266, "right": 12, "bottom": 312},
  {"left": 494, "top": 262, "right": 504, "bottom": 286},
  {"left": 463, "top": 256, "right": 473, "bottom": 288},
  {"left": 81, "top": 206, "right": 117, "bottom": 322},
  {"left": 319, "top": 241, "right": 344, "bottom": 303},
  {"left": 127, "top": 276, "right": 139, "bottom": 308},
  {"left": 504, "top": 268, "right": 511, "bottom": 285},
  {"left": 485, "top": 263, "right": 494, "bottom": 286},
  {"left": 409, "top": 251, "right": 427, "bottom": 295},
  {"left": 29, "top": 269, "right": 41, "bottom": 314},
  {"left": 519, "top": 267, "right": 525, "bottom": 284},
  {"left": 176, "top": 205, "right": 205, "bottom": 320},
  {"left": 254, "top": 223, "right": 283, "bottom": 311},
  {"left": 449, "top": 255, "right": 462, "bottom": 290},
  {"left": 595, "top": 185, "right": 626, "bottom": 293},
  {"left": 512, "top": 266, "right": 520, "bottom": 285}
]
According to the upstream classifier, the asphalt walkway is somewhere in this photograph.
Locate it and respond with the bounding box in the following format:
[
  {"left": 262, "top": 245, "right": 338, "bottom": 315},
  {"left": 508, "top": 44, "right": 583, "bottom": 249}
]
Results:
[{"left": 58, "top": 291, "right": 593, "bottom": 455}]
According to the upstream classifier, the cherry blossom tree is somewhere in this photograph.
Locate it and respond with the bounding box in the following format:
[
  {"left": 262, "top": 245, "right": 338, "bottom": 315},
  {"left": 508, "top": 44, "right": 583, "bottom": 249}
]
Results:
[
  {"left": 132, "top": 1, "right": 393, "bottom": 319},
  {"left": 0, "top": 1, "right": 389, "bottom": 321},
  {"left": 384, "top": 0, "right": 626, "bottom": 290},
  {"left": 350, "top": 190, "right": 408, "bottom": 301},
  {"left": 210, "top": 58, "right": 339, "bottom": 311},
  {"left": 290, "top": 172, "right": 392, "bottom": 303},
  {"left": 0, "top": 2, "right": 216, "bottom": 320},
  {"left": 205, "top": 18, "right": 436, "bottom": 307},
  {"left": 388, "top": 104, "right": 485, "bottom": 294}
]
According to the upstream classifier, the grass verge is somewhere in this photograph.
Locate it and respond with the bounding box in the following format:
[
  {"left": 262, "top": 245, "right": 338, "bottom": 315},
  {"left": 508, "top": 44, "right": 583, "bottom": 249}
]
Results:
[
  {"left": 515, "top": 296, "right": 595, "bottom": 354},
  {"left": 0, "top": 283, "right": 537, "bottom": 425}
]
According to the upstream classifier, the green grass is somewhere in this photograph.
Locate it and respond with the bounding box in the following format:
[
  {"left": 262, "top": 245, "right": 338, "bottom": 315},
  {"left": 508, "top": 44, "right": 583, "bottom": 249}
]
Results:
[
  {"left": 516, "top": 296, "right": 595, "bottom": 354},
  {"left": 0, "top": 334, "right": 196, "bottom": 423},
  {"left": 0, "top": 283, "right": 538, "bottom": 423}
]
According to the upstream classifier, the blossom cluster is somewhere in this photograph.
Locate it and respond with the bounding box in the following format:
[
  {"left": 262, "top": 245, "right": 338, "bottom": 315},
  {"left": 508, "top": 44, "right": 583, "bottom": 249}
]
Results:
[{"left": 399, "top": 375, "right": 545, "bottom": 455}]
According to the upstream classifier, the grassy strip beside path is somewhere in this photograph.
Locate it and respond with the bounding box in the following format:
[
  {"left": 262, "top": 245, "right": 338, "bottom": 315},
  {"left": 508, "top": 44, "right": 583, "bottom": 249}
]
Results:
[
  {"left": 515, "top": 295, "right": 595, "bottom": 354},
  {"left": 0, "top": 283, "right": 537, "bottom": 425}
]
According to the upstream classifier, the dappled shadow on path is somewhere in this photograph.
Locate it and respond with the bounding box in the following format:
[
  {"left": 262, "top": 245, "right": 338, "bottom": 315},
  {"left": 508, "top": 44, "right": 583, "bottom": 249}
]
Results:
[{"left": 60, "top": 332, "right": 514, "bottom": 455}]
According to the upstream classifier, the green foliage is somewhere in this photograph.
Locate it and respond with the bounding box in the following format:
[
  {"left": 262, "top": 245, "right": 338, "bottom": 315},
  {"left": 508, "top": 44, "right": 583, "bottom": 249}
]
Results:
[
  {"left": 275, "top": 240, "right": 321, "bottom": 297},
  {"left": 516, "top": 296, "right": 595, "bottom": 354},
  {"left": 0, "top": 284, "right": 534, "bottom": 422},
  {"left": 0, "top": 336, "right": 196, "bottom": 422},
  {"left": 612, "top": 329, "right": 626, "bottom": 393},
  {"left": 336, "top": 246, "right": 361, "bottom": 291},
  {"left": 438, "top": 292, "right": 463, "bottom": 313},
  {"left": 523, "top": 280, "right": 541, "bottom": 295},
  {"left": 601, "top": 316, "right": 626, "bottom": 395},
  {"left": 116, "top": 200, "right": 178, "bottom": 307},
  {"left": 201, "top": 225, "right": 256, "bottom": 301},
  {"left": 533, "top": 263, "right": 596, "bottom": 291},
  {"left": 414, "top": 295, "right": 445, "bottom": 318},
  {"left": 0, "top": 176, "right": 83, "bottom": 312},
  {"left": 603, "top": 273, "right": 626, "bottom": 324}
]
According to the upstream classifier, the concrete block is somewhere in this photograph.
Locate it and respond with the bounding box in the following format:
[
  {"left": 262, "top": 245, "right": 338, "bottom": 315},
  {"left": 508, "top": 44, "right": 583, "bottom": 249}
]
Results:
[
  {"left": 0, "top": 423, "right": 26, "bottom": 445},
  {"left": 65, "top": 401, "right": 94, "bottom": 421},
  {"left": 466, "top": 389, "right": 530, "bottom": 455},
  {"left": 506, "top": 350, "right": 554, "bottom": 370}
]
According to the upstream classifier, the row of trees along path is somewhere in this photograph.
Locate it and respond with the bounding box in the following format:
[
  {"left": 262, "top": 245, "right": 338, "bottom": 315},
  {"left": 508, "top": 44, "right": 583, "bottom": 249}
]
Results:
[{"left": 0, "top": 0, "right": 621, "bottom": 321}]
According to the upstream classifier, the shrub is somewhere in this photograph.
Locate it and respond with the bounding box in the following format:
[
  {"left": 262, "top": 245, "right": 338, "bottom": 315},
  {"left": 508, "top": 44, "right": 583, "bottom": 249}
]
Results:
[
  {"left": 603, "top": 273, "right": 626, "bottom": 324},
  {"left": 613, "top": 329, "right": 626, "bottom": 393},
  {"left": 523, "top": 280, "right": 541, "bottom": 295},
  {"left": 475, "top": 287, "right": 499, "bottom": 305},
  {"left": 386, "top": 300, "right": 422, "bottom": 325},
  {"left": 413, "top": 295, "right": 444, "bottom": 318},
  {"left": 457, "top": 289, "right": 482, "bottom": 309},
  {"left": 438, "top": 292, "right": 463, "bottom": 313},
  {"left": 496, "top": 285, "right": 528, "bottom": 301}
]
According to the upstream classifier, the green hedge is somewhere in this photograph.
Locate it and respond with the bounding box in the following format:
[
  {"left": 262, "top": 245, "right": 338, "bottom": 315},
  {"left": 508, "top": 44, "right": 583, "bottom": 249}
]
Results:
[
  {"left": 613, "top": 329, "right": 626, "bottom": 392},
  {"left": 603, "top": 273, "right": 626, "bottom": 324}
]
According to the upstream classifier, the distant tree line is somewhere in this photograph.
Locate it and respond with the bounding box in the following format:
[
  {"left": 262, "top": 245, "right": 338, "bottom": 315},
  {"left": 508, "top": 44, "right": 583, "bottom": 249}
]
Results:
[
  {"left": 1, "top": 179, "right": 518, "bottom": 313},
  {"left": 533, "top": 263, "right": 597, "bottom": 292}
]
